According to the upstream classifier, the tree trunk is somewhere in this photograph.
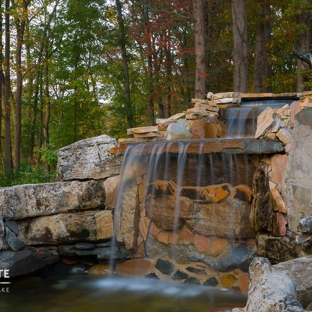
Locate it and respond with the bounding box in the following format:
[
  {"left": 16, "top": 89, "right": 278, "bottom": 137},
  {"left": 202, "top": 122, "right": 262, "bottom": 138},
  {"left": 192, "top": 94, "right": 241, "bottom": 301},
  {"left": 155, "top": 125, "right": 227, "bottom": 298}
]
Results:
[
  {"left": 165, "top": 43, "right": 172, "bottom": 118},
  {"left": 296, "top": 2, "right": 312, "bottom": 92},
  {"left": 144, "top": 0, "right": 154, "bottom": 125},
  {"left": 115, "top": 0, "right": 134, "bottom": 128},
  {"left": 43, "top": 60, "right": 50, "bottom": 150},
  {"left": 144, "top": 0, "right": 155, "bottom": 126},
  {"left": 30, "top": 67, "right": 40, "bottom": 159},
  {"left": 0, "top": 3, "right": 3, "bottom": 154},
  {"left": 13, "top": 0, "right": 29, "bottom": 171},
  {"left": 231, "top": 0, "right": 248, "bottom": 92},
  {"left": 254, "top": 2, "right": 272, "bottom": 92},
  {"left": 4, "top": 0, "right": 11, "bottom": 179},
  {"left": 193, "top": 0, "right": 206, "bottom": 99}
]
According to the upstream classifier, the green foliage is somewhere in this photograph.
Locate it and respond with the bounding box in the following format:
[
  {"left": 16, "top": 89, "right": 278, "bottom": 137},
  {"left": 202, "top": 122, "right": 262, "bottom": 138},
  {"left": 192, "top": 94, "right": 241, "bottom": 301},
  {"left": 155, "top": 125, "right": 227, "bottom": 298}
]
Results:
[
  {"left": 0, "top": 145, "right": 58, "bottom": 187},
  {"left": 12, "top": 163, "right": 57, "bottom": 185}
]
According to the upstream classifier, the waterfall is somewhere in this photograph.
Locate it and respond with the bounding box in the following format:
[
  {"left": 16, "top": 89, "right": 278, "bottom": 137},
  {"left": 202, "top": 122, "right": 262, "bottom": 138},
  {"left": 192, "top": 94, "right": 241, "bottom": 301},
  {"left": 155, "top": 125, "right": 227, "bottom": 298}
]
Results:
[{"left": 111, "top": 140, "right": 256, "bottom": 272}]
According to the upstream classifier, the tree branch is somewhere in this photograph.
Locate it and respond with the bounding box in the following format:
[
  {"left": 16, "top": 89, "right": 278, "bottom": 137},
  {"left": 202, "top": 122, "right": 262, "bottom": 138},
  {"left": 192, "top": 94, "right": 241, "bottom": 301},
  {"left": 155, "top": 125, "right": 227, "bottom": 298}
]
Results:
[{"left": 292, "top": 44, "right": 312, "bottom": 66}]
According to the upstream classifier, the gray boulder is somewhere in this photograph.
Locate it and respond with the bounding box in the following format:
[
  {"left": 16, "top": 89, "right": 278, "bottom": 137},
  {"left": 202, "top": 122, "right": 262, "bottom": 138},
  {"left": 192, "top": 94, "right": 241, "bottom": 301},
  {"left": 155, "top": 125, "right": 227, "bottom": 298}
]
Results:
[{"left": 57, "top": 134, "right": 122, "bottom": 181}]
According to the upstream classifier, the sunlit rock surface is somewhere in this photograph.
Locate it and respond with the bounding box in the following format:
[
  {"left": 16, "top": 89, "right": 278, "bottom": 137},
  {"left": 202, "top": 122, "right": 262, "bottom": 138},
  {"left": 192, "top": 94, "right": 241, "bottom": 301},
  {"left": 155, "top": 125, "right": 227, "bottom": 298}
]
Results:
[
  {"left": 57, "top": 134, "right": 121, "bottom": 181},
  {"left": 255, "top": 107, "right": 274, "bottom": 139},
  {"left": 0, "top": 180, "right": 106, "bottom": 220}
]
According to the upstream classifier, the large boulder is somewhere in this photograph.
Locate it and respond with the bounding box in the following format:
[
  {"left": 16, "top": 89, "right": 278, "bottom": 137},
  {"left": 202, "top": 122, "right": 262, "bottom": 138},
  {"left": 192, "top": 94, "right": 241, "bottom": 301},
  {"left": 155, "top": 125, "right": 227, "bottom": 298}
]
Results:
[
  {"left": 0, "top": 180, "right": 106, "bottom": 220},
  {"left": 282, "top": 108, "right": 312, "bottom": 233},
  {"left": 57, "top": 135, "right": 122, "bottom": 181},
  {"left": 233, "top": 257, "right": 299, "bottom": 312}
]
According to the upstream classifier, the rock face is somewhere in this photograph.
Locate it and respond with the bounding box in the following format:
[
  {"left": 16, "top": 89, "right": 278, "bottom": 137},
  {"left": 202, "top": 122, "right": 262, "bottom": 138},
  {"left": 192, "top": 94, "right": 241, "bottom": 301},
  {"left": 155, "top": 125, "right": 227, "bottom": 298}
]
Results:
[
  {"left": 114, "top": 181, "right": 139, "bottom": 251},
  {"left": 145, "top": 231, "right": 256, "bottom": 272},
  {"left": 17, "top": 210, "right": 113, "bottom": 245},
  {"left": 0, "top": 180, "right": 106, "bottom": 220},
  {"left": 257, "top": 234, "right": 297, "bottom": 264},
  {"left": 255, "top": 107, "right": 274, "bottom": 138},
  {"left": 273, "top": 255, "right": 312, "bottom": 308},
  {"left": 233, "top": 257, "right": 298, "bottom": 312},
  {"left": 57, "top": 134, "right": 121, "bottom": 181},
  {"left": 282, "top": 108, "right": 312, "bottom": 233},
  {"left": 165, "top": 123, "right": 192, "bottom": 140},
  {"left": 250, "top": 167, "right": 274, "bottom": 232}
]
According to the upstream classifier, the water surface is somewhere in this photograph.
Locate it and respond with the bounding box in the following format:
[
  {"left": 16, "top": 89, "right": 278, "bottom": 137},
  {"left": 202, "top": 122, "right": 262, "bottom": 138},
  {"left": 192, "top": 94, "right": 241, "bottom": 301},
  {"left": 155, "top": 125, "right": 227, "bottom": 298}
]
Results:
[{"left": 0, "top": 275, "right": 247, "bottom": 312}]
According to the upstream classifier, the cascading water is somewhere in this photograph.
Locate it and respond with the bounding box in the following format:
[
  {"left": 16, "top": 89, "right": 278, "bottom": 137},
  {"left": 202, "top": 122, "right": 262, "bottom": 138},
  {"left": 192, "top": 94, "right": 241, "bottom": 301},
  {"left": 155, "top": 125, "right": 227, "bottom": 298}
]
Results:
[
  {"left": 220, "top": 98, "right": 295, "bottom": 138},
  {"left": 111, "top": 140, "right": 257, "bottom": 274}
]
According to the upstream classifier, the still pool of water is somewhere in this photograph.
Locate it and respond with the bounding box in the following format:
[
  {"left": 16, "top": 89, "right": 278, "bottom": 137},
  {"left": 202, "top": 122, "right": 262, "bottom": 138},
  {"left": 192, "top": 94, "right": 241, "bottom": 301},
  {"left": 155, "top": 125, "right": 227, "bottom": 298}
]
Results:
[{"left": 0, "top": 275, "right": 247, "bottom": 312}]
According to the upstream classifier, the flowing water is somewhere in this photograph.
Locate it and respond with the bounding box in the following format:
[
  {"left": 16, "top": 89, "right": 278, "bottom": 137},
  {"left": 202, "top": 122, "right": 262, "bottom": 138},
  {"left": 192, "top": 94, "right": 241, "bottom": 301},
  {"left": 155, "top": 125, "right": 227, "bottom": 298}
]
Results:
[
  {"left": 111, "top": 140, "right": 254, "bottom": 262},
  {"left": 221, "top": 98, "right": 294, "bottom": 138}
]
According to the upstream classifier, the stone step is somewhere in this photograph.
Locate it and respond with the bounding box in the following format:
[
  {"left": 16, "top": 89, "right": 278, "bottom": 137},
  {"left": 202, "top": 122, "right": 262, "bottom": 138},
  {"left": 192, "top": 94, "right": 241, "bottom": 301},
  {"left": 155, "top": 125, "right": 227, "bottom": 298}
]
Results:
[
  {"left": 109, "top": 139, "right": 284, "bottom": 156},
  {"left": 241, "top": 92, "right": 299, "bottom": 99},
  {"left": 127, "top": 126, "right": 159, "bottom": 135}
]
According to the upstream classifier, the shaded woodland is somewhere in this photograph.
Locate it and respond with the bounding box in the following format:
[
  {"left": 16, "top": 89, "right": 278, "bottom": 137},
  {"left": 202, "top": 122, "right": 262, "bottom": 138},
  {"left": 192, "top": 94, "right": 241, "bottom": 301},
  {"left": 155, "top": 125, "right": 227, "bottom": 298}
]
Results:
[{"left": 0, "top": 0, "right": 311, "bottom": 185}]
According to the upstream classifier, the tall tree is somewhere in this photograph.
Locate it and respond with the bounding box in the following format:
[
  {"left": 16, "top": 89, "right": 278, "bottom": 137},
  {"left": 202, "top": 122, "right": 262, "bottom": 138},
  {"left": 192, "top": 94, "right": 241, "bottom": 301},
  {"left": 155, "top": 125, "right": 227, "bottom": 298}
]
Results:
[
  {"left": 193, "top": 0, "right": 206, "bottom": 99},
  {"left": 0, "top": 0, "right": 3, "bottom": 155},
  {"left": 115, "top": 0, "right": 134, "bottom": 128},
  {"left": 296, "top": 0, "right": 312, "bottom": 92},
  {"left": 13, "top": 0, "right": 30, "bottom": 171},
  {"left": 231, "top": 0, "right": 248, "bottom": 92},
  {"left": 144, "top": 0, "right": 155, "bottom": 125},
  {"left": 3, "top": 0, "right": 11, "bottom": 179},
  {"left": 253, "top": 0, "right": 272, "bottom": 92}
]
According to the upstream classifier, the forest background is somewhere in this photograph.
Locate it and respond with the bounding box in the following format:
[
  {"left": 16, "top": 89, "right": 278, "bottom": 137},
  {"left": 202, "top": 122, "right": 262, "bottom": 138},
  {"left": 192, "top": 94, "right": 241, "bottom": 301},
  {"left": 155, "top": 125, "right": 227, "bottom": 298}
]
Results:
[{"left": 0, "top": 0, "right": 311, "bottom": 186}]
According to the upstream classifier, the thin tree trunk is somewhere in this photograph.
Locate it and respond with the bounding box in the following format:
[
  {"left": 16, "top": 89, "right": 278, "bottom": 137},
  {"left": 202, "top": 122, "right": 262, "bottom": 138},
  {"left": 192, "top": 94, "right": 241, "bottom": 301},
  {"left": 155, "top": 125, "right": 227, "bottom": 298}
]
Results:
[
  {"left": 165, "top": 43, "right": 172, "bottom": 118},
  {"left": 116, "top": 0, "right": 134, "bottom": 128},
  {"left": 43, "top": 60, "right": 50, "bottom": 150},
  {"left": 13, "top": 0, "right": 29, "bottom": 171},
  {"left": 193, "top": 0, "right": 206, "bottom": 99},
  {"left": 254, "top": 2, "right": 272, "bottom": 92},
  {"left": 296, "top": 2, "right": 312, "bottom": 92},
  {"left": 144, "top": 0, "right": 154, "bottom": 125},
  {"left": 231, "top": 0, "right": 248, "bottom": 92},
  {"left": 30, "top": 68, "right": 40, "bottom": 158},
  {"left": 4, "top": 0, "right": 11, "bottom": 179},
  {"left": 38, "top": 81, "right": 43, "bottom": 155},
  {"left": 0, "top": 3, "right": 3, "bottom": 154}
]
